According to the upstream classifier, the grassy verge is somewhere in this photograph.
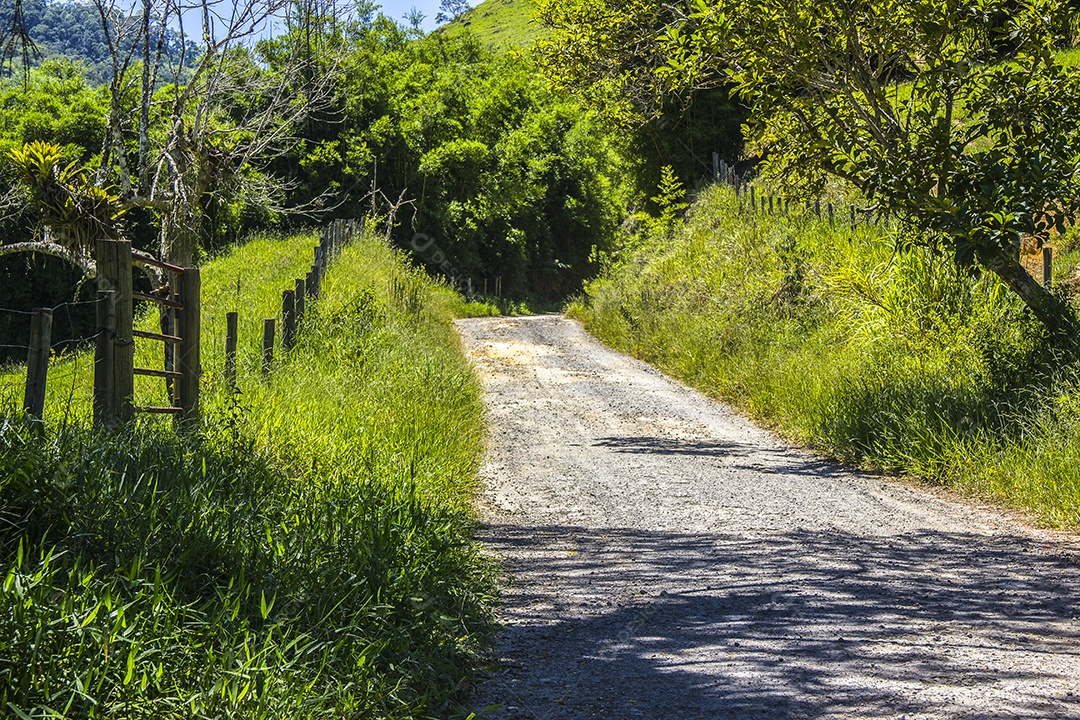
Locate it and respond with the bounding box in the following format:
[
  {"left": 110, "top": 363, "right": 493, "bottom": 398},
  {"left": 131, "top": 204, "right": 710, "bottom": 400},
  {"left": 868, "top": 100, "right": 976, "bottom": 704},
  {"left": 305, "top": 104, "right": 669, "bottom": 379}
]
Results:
[
  {"left": 0, "top": 230, "right": 493, "bottom": 718},
  {"left": 574, "top": 186, "right": 1080, "bottom": 529}
]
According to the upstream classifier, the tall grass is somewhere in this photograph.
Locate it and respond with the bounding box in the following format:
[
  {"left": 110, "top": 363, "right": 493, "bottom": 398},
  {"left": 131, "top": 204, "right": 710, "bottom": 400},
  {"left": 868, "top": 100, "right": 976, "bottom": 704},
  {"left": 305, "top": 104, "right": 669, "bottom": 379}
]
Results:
[
  {"left": 0, "top": 230, "right": 493, "bottom": 718},
  {"left": 574, "top": 186, "right": 1080, "bottom": 529}
]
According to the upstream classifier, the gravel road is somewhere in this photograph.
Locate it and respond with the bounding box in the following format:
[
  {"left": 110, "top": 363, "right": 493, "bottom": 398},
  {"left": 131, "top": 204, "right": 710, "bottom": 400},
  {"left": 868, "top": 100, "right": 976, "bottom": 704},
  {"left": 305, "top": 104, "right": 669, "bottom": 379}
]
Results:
[{"left": 457, "top": 315, "right": 1080, "bottom": 720}]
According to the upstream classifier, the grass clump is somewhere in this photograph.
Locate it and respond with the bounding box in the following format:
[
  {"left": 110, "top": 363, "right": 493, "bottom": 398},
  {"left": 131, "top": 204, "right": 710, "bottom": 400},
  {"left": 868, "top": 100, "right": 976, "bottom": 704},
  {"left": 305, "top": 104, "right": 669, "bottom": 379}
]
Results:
[
  {"left": 574, "top": 186, "right": 1080, "bottom": 529},
  {"left": 0, "top": 230, "right": 493, "bottom": 718}
]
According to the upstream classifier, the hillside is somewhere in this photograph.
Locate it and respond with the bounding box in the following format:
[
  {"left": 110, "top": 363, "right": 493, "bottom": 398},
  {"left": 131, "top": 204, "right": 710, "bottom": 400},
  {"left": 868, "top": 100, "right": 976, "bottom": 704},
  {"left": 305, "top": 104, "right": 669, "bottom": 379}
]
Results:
[{"left": 446, "top": 0, "right": 543, "bottom": 47}]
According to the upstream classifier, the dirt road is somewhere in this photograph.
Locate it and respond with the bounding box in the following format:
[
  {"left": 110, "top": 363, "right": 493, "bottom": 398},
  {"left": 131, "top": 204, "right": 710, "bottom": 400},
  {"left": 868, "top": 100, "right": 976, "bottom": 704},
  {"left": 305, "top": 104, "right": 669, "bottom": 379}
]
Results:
[{"left": 458, "top": 315, "right": 1080, "bottom": 720}]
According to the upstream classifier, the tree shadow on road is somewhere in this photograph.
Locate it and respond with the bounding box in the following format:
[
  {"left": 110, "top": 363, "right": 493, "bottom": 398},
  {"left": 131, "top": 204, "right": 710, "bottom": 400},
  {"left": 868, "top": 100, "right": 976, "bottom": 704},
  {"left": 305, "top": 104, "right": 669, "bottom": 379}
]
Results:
[
  {"left": 595, "top": 433, "right": 855, "bottom": 480},
  {"left": 468, "top": 523, "right": 1080, "bottom": 720}
]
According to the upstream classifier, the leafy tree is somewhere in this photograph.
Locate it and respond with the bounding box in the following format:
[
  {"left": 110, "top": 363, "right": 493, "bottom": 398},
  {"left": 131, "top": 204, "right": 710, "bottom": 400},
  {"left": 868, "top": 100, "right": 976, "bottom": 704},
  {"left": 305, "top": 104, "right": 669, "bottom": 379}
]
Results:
[
  {"left": 289, "top": 26, "right": 628, "bottom": 296},
  {"left": 659, "top": 0, "right": 1080, "bottom": 333},
  {"left": 403, "top": 6, "right": 425, "bottom": 30},
  {"left": 534, "top": 0, "right": 746, "bottom": 208},
  {"left": 435, "top": 0, "right": 469, "bottom": 24}
]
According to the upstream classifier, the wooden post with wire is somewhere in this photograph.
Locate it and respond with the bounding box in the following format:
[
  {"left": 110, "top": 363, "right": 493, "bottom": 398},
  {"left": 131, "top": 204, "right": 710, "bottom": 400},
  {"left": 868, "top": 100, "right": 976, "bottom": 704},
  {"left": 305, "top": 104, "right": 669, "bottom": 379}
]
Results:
[
  {"left": 94, "top": 239, "right": 134, "bottom": 429},
  {"left": 225, "top": 311, "right": 238, "bottom": 389},
  {"left": 1043, "top": 247, "right": 1053, "bottom": 288},
  {"left": 177, "top": 268, "right": 201, "bottom": 425},
  {"left": 262, "top": 318, "right": 275, "bottom": 376},
  {"left": 23, "top": 307, "right": 52, "bottom": 422}
]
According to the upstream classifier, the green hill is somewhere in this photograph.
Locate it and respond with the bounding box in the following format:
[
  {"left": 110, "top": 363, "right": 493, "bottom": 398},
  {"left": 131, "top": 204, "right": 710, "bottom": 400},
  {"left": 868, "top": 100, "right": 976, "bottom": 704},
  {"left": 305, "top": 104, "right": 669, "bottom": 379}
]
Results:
[{"left": 446, "top": 0, "right": 543, "bottom": 48}]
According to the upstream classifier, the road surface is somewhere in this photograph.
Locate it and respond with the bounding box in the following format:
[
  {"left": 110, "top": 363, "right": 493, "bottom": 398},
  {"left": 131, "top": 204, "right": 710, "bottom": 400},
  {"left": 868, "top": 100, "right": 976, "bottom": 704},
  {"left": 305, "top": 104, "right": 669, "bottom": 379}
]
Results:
[{"left": 458, "top": 315, "right": 1080, "bottom": 720}]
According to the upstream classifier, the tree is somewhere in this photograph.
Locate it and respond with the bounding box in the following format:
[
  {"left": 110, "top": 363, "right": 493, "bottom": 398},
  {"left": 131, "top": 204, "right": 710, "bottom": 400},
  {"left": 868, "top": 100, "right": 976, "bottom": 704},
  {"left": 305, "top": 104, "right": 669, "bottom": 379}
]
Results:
[
  {"left": 534, "top": 0, "right": 746, "bottom": 207},
  {"left": 658, "top": 0, "right": 1080, "bottom": 333},
  {"left": 403, "top": 6, "right": 425, "bottom": 30},
  {"left": 435, "top": 0, "right": 469, "bottom": 24}
]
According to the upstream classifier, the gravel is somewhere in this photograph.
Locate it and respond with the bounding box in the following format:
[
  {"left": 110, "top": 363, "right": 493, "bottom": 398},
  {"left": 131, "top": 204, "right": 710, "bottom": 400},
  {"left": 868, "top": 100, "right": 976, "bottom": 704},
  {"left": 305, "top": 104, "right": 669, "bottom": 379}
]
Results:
[{"left": 457, "top": 314, "right": 1080, "bottom": 720}]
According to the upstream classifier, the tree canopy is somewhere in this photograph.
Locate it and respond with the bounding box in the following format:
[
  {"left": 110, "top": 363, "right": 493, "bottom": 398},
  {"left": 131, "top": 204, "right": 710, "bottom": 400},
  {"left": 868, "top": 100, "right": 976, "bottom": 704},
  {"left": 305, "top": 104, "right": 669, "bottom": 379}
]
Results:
[{"left": 657, "top": 0, "right": 1080, "bottom": 331}]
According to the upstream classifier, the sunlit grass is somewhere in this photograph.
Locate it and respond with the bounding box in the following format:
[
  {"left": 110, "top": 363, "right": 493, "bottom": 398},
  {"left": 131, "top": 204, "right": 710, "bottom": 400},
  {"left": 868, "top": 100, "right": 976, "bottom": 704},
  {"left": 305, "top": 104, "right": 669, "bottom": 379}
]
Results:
[
  {"left": 575, "top": 186, "right": 1080, "bottom": 529},
  {"left": 1, "top": 229, "right": 493, "bottom": 718}
]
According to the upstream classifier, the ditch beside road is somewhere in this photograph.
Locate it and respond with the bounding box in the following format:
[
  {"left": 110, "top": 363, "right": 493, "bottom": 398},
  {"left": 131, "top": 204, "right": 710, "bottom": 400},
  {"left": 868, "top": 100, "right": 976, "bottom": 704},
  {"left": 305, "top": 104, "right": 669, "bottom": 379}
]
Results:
[{"left": 459, "top": 314, "right": 1080, "bottom": 720}]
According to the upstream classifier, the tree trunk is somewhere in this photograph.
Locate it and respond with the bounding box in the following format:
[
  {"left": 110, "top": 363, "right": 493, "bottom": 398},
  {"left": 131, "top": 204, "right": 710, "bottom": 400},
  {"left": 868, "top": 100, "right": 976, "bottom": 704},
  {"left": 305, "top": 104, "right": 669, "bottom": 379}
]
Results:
[{"left": 978, "top": 246, "right": 1076, "bottom": 335}]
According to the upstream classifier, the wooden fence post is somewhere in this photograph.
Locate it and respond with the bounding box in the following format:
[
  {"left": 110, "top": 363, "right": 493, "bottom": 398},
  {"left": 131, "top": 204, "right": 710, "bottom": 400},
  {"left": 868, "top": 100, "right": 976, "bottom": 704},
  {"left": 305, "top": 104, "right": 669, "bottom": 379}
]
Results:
[
  {"left": 312, "top": 246, "right": 323, "bottom": 298},
  {"left": 282, "top": 290, "right": 296, "bottom": 350},
  {"left": 815, "top": 199, "right": 821, "bottom": 219},
  {"left": 94, "top": 291, "right": 116, "bottom": 428},
  {"left": 225, "top": 311, "right": 238, "bottom": 389},
  {"left": 850, "top": 205, "right": 857, "bottom": 229},
  {"left": 712, "top": 152, "right": 720, "bottom": 182},
  {"left": 1043, "top": 247, "right": 1053, "bottom": 287},
  {"left": 262, "top": 318, "right": 275, "bottom": 376},
  {"left": 828, "top": 203, "right": 835, "bottom": 226},
  {"left": 177, "top": 268, "right": 201, "bottom": 425},
  {"left": 295, "top": 279, "right": 306, "bottom": 327},
  {"left": 94, "top": 239, "right": 134, "bottom": 429},
  {"left": 23, "top": 307, "right": 52, "bottom": 422}
]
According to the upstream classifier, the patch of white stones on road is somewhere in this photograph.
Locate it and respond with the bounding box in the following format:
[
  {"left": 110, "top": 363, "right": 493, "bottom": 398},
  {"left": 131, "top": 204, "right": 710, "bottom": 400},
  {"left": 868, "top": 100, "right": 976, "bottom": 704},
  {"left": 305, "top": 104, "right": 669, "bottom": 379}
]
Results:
[{"left": 460, "top": 315, "right": 1080, "bottom": 720}]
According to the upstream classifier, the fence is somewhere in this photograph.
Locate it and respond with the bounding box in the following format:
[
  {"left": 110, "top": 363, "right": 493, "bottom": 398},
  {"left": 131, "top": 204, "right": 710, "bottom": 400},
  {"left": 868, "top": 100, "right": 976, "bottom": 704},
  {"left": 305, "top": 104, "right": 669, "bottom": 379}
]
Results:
[
  {"left": 709, "top": 151, "right": 1058, "bottom": 285},
  {"left": 711, "top": 152, "right": 888, "bottom": 230},
  {"left": 7, "top": 220, "right": 370, "bottom": 427},
  {"left": 230, "top": 219, "right": 362, "bottom": 385},
  {"left": 3, "top": 239, "right": 200, "bottom": 429}
]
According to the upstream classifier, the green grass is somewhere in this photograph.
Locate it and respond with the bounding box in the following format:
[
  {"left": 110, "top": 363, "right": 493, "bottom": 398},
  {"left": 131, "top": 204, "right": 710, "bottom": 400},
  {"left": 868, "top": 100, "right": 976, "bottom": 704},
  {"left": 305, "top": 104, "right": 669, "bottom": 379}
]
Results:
[
  {"left": 574, "top": 186, "right": 1080, "bottom": 529},
  {"left": 443, "top": 0, "right": 543, "bottom": 48},
  {"left": 0, "top": 230, "right": 494, "bottom": 718}
]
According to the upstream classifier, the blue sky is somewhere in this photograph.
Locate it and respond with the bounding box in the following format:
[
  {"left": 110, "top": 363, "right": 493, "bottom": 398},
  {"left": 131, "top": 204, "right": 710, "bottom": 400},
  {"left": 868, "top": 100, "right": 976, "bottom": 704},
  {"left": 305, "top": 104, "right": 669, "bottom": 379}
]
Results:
[{"left": 375, "top": 0, "right": 447, "bottom": 32}]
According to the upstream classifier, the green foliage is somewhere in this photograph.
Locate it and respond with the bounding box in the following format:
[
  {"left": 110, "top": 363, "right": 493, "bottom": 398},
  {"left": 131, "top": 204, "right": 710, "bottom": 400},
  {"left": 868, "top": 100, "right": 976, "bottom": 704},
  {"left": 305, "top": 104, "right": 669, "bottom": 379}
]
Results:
[
  {"left": 10, "top": 140, "right": 125, "bottom": 252},
  {"left": 0, "top": 230, "right": 494, "bottom": 717},
  {"left": 531, "top": 0, "right": 745, "bottom": 212},
  {"left": 660, "top": 0, "right": 1080, "bottom": 330},
  {"left": 0, "top": 59, "right": 107, "bottom": 168},
  {"left": 0, "top": 0, "right": 196, "bottom": 83},
  {"left": 283, "top": 27, "right": 628, "bottom": 298},
  {"left": 642, "top": 164, "right": 688, "bottom": 235},
  {"left": 576, "top": 187, "right": 1080, "bottom": 528}
]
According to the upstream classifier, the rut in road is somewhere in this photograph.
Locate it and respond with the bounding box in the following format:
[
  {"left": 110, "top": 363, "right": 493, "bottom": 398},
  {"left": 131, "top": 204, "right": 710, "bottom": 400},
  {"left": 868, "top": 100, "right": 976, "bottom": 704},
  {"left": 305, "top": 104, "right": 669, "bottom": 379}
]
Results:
[{"left": 458, "top": 315, "right": 1080, "bottom": 720}]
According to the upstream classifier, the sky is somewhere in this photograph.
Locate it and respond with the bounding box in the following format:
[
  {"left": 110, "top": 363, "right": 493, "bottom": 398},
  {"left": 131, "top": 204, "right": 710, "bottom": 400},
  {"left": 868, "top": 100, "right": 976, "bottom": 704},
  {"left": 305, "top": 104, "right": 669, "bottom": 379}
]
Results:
[
  {"left": 374, "top": 0, "right": 447, "bottom": 32},
  {"left": 170, "top": 0, "right": 455, "bottom": 44}
]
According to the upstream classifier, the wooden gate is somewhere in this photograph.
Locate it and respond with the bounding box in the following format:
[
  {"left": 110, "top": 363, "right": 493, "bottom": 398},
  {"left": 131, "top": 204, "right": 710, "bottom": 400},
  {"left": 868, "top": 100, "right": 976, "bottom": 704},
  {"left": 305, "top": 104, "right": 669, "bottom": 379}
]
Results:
[{"left": 94, "top": 239, "right": 200, "bottom": 429}]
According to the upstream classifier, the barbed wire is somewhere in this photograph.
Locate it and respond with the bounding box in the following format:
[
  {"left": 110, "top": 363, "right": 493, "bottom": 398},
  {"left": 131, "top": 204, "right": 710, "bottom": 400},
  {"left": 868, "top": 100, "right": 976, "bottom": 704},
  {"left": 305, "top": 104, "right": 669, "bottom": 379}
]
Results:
[{"left": 0, "top": 299, "right": 99, "bottom": 318}]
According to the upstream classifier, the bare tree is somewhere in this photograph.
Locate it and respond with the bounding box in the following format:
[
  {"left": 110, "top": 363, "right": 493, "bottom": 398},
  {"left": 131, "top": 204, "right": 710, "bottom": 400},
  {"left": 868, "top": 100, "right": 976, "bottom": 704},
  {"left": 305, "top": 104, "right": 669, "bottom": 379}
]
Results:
[{"left": 4, "top": 0, "right": 343, "bottom": 278}]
